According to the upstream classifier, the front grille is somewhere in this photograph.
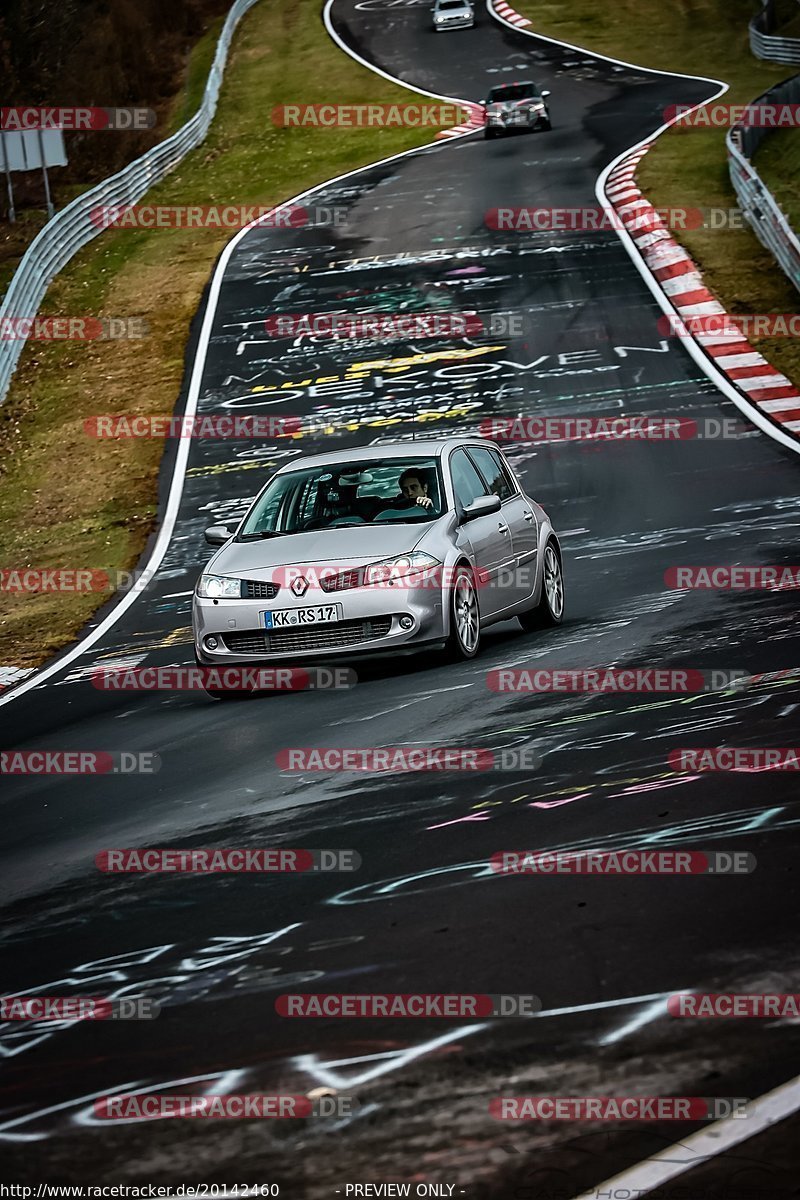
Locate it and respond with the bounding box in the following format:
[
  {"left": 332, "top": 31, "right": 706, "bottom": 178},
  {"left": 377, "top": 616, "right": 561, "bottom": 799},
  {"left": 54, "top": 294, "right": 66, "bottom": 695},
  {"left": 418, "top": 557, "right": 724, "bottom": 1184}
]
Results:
[
  {"left": 243, "top": 579, "right": 280, "bottom": 600},
  {"left": 220, "top": 631, "right": 273, "bottom": 654},
  {"left": 222, "top": 617, "right": 392, "bottom": 655}
]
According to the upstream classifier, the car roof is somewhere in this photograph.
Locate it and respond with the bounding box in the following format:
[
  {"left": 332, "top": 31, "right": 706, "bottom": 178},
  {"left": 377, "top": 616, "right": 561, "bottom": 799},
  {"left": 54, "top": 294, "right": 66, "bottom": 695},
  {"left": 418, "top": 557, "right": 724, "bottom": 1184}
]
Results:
[
  {"left": 274, "top": 437, "right": 493, "bottom": 472},
  {"left": 490, "top": 80, "right": 536, "bottom": 90}
]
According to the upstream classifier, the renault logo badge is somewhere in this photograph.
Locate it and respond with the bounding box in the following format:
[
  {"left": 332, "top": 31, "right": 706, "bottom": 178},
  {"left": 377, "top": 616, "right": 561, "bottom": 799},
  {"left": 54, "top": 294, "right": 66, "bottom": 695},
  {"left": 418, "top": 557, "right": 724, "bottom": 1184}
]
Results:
[{"left": 291, "top": 576, "right": 309, "bottom": 597}]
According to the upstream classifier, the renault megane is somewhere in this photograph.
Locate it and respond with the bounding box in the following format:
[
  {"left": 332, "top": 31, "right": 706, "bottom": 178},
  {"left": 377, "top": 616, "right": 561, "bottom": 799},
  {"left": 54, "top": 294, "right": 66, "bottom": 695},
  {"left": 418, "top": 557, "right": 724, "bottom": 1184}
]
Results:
[{"left": 193, "top": 437, "right": 564, "bottom": 695}]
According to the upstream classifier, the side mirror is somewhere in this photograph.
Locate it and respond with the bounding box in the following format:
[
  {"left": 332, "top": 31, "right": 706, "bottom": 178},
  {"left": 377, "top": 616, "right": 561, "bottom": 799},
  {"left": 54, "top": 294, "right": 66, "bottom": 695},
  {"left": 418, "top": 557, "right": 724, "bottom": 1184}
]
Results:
[
  {"left": 461, "top": 494, "right": 501, "bottom": 523},
  {"left": 204, "top": 524, "right": 233, "bottom": 546},
  {"left": 541, "top": 90, "right": 551, "bottom": 98}
]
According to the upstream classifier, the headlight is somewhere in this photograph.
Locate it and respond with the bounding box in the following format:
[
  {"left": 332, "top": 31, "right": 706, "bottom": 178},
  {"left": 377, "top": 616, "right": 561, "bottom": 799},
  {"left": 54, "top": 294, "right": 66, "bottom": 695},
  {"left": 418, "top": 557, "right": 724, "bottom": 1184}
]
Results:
[
  {"left": 196, "top": 574, "right": 242, "bottom": 599},
  {"left": 321, "top": 553, "right": 442, "bottom": 592}
]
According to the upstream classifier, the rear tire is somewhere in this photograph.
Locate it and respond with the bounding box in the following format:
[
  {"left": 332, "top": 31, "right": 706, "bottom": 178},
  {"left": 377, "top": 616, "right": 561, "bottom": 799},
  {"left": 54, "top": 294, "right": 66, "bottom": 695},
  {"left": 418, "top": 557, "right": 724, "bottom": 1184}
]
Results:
[
  {"left": 445, "top": 564, "right": 482, "bottom": 660},
  {"left": 518, "top": 541, "right": 564, "bottom": 631},
  {"left": 484, "top": 128, "right": 497, "bottom": 139}
]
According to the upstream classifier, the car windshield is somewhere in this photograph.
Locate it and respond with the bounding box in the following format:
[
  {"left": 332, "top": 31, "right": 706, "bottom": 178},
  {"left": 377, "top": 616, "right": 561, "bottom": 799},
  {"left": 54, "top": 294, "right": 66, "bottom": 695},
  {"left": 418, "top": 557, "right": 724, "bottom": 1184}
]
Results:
[
  {"left": 439, "top": 1, "right": 467, "bottom": 7},
  {"left": 238, "top": 457, "right": 445, "bottom": 537},
  {"left": 487, "top": 83, "right": 538, "bottom": 103}
]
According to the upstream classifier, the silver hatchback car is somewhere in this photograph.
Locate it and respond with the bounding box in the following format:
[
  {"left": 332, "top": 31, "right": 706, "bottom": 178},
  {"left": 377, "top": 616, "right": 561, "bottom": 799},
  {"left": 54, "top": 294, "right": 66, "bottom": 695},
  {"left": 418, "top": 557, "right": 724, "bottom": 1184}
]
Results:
[
  {"left": 193, "top": 438, "right": 563, "bottom": 691},
  {"left": 432, "top": 0, "right": 475, "bottom": 31},
  {"left": 483, "top": 80, "right": 552, "bottom": 138}
]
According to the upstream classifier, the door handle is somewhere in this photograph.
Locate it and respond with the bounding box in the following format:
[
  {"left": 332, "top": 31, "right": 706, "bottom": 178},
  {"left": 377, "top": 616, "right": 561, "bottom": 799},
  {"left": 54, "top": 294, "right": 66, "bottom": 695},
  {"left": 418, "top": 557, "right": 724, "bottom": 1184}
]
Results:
[
  {"left": 498, "top": 521, "right": 510, "bottom": 535},
  {"left": 523, "top": 510, "right": 534, "bottom": 522}
]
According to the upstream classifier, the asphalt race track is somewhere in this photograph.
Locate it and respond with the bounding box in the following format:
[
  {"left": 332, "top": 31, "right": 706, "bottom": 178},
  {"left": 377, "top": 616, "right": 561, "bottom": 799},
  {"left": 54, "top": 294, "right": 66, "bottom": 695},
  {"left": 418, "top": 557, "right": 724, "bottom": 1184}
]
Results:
[{"left": 2, "top": 2, "right": 800, "bottom": 1195}]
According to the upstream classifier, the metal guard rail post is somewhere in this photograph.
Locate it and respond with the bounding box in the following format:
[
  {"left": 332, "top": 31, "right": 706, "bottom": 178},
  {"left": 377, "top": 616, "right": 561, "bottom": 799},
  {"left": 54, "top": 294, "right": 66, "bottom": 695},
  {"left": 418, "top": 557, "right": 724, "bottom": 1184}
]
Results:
[
  {"left": 0, "top": 0, "right": 262, "bottom": 405},
  {"left": 726, "top": 75, "right": 800, "bottom": 294}
]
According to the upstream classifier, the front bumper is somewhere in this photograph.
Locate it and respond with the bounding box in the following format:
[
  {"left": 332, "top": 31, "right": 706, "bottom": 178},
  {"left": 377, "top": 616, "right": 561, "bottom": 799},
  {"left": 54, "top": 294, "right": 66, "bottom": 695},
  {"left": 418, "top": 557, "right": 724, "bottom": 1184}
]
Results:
[
  {"left": 486, "top": 110, "right": 548, "bottom": 132},
  {"left": 434, "top": 15, "right": 474, "bottom": 29},
  {"left": 193, "top": 585, "right": 445, "bottom": 665}
]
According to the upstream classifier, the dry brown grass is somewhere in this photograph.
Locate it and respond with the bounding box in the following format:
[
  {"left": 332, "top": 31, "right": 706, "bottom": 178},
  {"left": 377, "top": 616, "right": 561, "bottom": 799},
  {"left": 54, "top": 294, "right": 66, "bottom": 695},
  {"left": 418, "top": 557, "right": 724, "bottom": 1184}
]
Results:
[{"left": 0, "top": 0, "right": 450, "bottom": 669}]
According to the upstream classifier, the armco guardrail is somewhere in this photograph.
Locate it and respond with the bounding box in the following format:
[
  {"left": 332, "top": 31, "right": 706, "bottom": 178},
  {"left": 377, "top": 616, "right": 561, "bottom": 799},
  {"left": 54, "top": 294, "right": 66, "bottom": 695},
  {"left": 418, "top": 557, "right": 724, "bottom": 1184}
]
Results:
[
  {"left": 0, "top": 0, "right": 262, "bottom": 406},
  {"left": 727, "top": 76, "right": 800, "bottom": 294},
  {"left": 750, "top": 2, "right": 800, "bottom": 63}
]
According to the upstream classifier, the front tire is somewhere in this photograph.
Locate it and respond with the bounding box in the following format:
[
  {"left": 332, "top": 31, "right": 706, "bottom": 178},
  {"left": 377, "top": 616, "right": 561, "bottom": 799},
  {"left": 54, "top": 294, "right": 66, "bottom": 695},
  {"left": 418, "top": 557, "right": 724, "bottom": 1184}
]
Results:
[
  {"left": 518, "top": 542, "right": 564, "bottom": 631},
  {"left": 204, "top": 685, "right": 243, "bottom": 701},
  {"left": 445, "top": 564, "right": 482, "bottom": 660},
  {"left": 194, "top": 649, "right": 246, "bottom": 701}
]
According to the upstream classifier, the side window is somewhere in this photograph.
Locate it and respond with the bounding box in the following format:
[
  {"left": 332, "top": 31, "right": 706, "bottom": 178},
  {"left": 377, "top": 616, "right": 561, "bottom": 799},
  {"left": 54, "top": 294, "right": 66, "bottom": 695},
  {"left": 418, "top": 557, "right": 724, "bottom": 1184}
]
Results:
[
  {"left": 450, "top": 449, "right": 490, "bottom": 509},
  {"left": 467, "top": 446, "right": 515, "bottom": 501}
]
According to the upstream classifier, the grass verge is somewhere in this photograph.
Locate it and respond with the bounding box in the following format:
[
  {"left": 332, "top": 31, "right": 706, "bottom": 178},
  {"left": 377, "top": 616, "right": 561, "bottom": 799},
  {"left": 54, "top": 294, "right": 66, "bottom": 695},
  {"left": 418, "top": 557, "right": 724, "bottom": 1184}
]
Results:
[
  {"left": 511, "top": 0, "right": 800, "bottom": 390},
  {"left": 0, "top": 0, "right": 456, "bottom": 669},
  {"left": 756, "top": 128, "right": 800, "bottom": 232}
]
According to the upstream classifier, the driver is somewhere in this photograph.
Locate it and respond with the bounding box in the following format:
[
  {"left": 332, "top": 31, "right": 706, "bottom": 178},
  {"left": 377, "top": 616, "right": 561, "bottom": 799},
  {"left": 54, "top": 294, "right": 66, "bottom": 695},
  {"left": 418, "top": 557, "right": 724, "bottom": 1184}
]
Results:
[{"left": 395, "top": 468, "right": 435, "bottom": 511}]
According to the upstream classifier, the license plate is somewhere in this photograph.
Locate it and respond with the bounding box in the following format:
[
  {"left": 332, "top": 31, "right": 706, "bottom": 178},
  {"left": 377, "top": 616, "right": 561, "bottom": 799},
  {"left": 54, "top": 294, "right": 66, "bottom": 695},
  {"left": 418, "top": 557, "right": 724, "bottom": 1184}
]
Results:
[{"left": 264, "top": 605, "right": 340, "bottom": 629}]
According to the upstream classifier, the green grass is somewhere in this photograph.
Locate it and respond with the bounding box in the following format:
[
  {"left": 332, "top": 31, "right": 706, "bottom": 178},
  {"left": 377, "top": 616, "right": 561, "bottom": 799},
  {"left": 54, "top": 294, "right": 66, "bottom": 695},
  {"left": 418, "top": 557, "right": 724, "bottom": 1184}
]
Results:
[
  {"left": 773, "top": 0, "right": 800, "bottom": 38},
  {"left": 757, "top": 128, "right": 800, "bottom": 231},
  {"left": 166, "top": 16, "right": 227, "bottom": 134},
  {"left": 513, "top": 0, "right": 800, "bottom": 387},
  {"left": 0, "top": 0, "right": 458, "bottom": 668},
  {"left": 782, "top": 11, "right": 800, "bottom": 38}
]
